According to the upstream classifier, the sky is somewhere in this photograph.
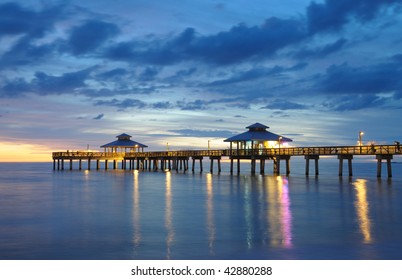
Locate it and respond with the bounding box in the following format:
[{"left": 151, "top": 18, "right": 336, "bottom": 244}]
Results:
[{"left": 1, "top": 0, "right": 402, "bottom": 161}]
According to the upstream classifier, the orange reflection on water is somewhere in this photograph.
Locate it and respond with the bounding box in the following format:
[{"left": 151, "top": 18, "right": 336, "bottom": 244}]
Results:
[
  {"left": 266, "top": 176, "right": 292, "bottom": 248},
  {"left": 165, "top": 171, "right": 174, "bottom": 259},
  {"left": 353, "top": 179, "right": 373, "bottom": 244}
]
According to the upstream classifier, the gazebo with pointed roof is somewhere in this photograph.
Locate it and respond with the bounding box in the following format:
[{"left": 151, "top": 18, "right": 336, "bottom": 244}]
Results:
[
  {"left": 101, "top": 133, "right": 148, "bottom": 153},
  {"left": 224, "top": 122, "right": 292, "bottom": 152}
]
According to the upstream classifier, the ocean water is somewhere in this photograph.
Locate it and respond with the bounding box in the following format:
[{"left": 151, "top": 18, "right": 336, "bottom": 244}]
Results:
[{"left": 0, "top": 158, "right": 402, "bottom": 260}]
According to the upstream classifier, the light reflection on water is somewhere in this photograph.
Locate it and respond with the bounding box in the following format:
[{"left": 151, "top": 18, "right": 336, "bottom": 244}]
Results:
[
  {"left": 165, "top": 171, "right": 174, "bottom": 259},
  {"left": 353, "top": 179, "right": 372, "bottom": 244},
  {"left": 0, "top": 162, "right": 402, "bottom": 259},
  {"left": 206, "top": 173, "right": 215, "bottom": 255},
  {"left": 132, "top": 170, "right": 140, "bottom": 251}
]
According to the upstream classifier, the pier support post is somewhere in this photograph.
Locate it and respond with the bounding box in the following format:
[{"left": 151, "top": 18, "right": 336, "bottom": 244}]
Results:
[
  {"left": 251, "top": 158, "right": 256, "bottom": 174},
  {"left": 338, "top": 155, "right": 353, "bottom": 176},
  {"left": 273, "top": 156, "right": 291, "bottom": 175},
  {"left": 376, "top": 155, "right": 393, "bottom": 178},
  {"left": 192, "top": 156, "right": 203, "bottom": 172},
  {"left": 105, "top": 160, "right": 108, "bottom": 170},
  {"left": 79, "top": 159, "right": 82, "bottom": 170},
  {"left": 260, "top": 159, "right": 265, "bottom": 174},
  {"left": 273, "top": 156, "right": 280, "bottom": 175},
  {"left": 305, "top": 155, "right": 319, "bottom": 176},
  {"left": 96, "top": 160, "right": 100, "bottom": 170},
  {"left": 209, "top": 156, "right": 221, "bottom": 173},
  {"left": 69, "top": 159, "right": 73, "bottom": 170},
  {"left": 53, "top": 160, "right": 56, "bottom": 170}
]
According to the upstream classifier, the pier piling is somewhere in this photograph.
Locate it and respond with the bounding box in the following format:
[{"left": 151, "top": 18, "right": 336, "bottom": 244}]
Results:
[
  {"left": 338, "top": 155, "right": 353, "bottom": 176},
  {"left": 376, "top": 155, "right": 393, "bottom": 177}
]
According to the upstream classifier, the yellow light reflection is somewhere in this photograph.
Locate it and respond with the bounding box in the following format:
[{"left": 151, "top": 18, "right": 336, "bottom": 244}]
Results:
[
  {"left": 132, "top": 170, "right": 141, "bottom": 249},
  {"left": 206, "top": 173, "right": 215, "bottom": 255},
  {"left": 165, "top": 171, "right": 174, "bottom": 259},
  {"left": 266, "top": 176, "right": 292, "bottom": 248},
  {"left": 243, "top": 180, "right": 253, "bottom": 249},
  {"left": 353, "top": 179, "right": 373, "bottom": 244}
]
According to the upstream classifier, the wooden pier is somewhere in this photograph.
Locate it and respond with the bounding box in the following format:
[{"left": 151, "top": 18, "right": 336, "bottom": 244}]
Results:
[{"left": 53, "top": 144, "right": 401, "bottom": 177}]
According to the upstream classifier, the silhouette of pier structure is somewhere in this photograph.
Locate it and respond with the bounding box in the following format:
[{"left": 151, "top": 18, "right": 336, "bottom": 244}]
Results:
[{"left": 52, "top": 123, "right": 401, "bottom": 177}]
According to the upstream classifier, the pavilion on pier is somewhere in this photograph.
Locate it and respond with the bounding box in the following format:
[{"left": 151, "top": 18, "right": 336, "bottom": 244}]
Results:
[
  {"left": 101, "top": 133, "right": 147, "bottom": 153},
  {"left": 224, "top": 122, "right": 292, "bottom": 152}
]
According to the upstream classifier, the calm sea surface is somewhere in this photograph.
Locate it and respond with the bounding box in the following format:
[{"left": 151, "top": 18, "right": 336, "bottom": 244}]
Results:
[{"left": 1, "top": 158, "right": 402, "bottom": 260}]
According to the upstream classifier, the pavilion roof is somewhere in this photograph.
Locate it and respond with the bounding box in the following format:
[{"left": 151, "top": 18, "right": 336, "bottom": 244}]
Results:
[
  {"left": 100, "top": 133, "right": 148, "bottom": 148},
  {"left": 224, "top": 123, "right": 292, "bottom": 142}
]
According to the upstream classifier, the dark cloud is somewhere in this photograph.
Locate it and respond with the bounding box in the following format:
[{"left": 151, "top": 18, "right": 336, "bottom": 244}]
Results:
[
  {"left": 152, "top": 101, "right": 173, "bottom": 109},
  {"left": 138, "top": 67, "right": 159, "bottom": 82},
  {"left": 260, "top": 99, "right": 309, "bottom": 110},
  {"left": 187, "top": 18, "right": 306, "bottom": 64},
  {"left": 94, "top": 98, "right": 147, "bottom": 110},
  {"left": 104, "top": 17, "right": 306, "bottom": 65},
  {"left": 0, "top": 37, "right": 57, "bottom": 68},
  {"left": 67, "top": 20, "right": 120, "bottom": 55},
  {"left": 306, "top": 0, "right": 402, "bottom": 34},
  {"left": 207, "top": 63, "right": 308, "bottom": 86},
  {"left": 32, "top": 68, "right": 93, "bottom": 95},
  {"left": 293, "top": 38, "right": 348, "bottom": 59},
  {"left": 0, "top": 2, "right": 65, "bottom": 38},
  {"left": 176, "top": 99, "right": 210, "bottom": 110},
  {"left": 322, "top": 94, "right": 387, "bottom": 111},
  {"left": 165, "top": 67, "right": 197, "bottom": 84},
  {"left": 95, "top": 68, "right": 129, "bottom": 80},
  {"left": 0, "top": 3, "right": 66, "bottom": 68},
  {"left": 0, "top": 67, "right": 94, "bottom": 97},
  {"left": 93, "top": 113, "right": 104, "bottom": 120},
  {"left": 0, "top": 77, "right": 30, "bottom": 97},
  {"left": 317, "top": 61, "right": 402, "bottom": 94}
]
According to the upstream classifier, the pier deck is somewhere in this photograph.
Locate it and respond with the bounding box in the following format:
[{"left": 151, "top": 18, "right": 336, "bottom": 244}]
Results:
[{"left": 53, "top": 144, "right": 401, "bottom": 177}]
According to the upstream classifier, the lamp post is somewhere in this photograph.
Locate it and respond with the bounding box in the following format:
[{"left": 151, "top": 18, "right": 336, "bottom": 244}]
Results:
[
  {"left": 278, "top": 136, "right": 283, "bottom": 154},
  {"left": 166, "top": 142, "right": 169, "bottom": 151},
  {"left": 359, "top": 131, "right": 364, "bottom": 146},
  {"left": 208, "top": 140, "right": 210, "bottom": 151}
]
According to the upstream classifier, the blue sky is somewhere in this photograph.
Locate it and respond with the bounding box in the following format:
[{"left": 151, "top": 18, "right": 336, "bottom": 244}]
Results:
[{"left": 1, "top": 0, "right": 402, "bottom": 160}]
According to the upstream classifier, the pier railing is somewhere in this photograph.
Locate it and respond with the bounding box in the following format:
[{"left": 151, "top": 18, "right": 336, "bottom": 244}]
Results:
[
  {"left": 52, "top": 151, "right": 126, "bottom": 159},
  {"left": 228, "top": 144, "right": 400, "bottom": 157}
]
